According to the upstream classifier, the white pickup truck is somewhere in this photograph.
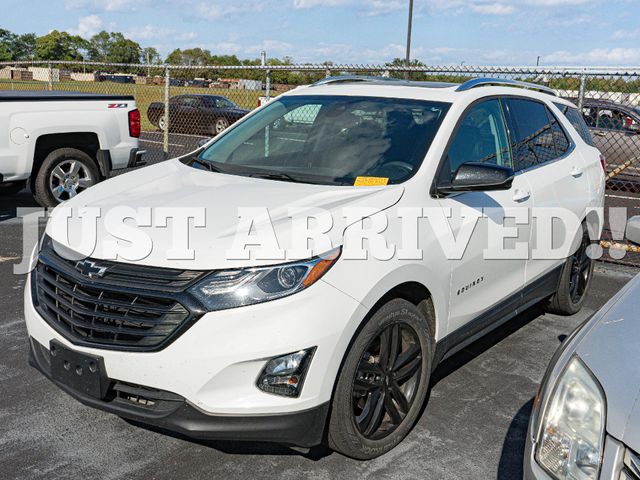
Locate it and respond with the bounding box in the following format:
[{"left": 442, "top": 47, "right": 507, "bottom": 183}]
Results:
[{"left": 0, "top": 90, "right": 144, "bottom": 206}]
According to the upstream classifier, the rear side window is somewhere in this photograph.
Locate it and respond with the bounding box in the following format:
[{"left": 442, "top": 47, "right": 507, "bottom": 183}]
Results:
[
  {"left": 554, "top": 103, "right": 595, "bottom": 146},
  {"left": 546, "top": 109, "right": 571, "bottom": 157},
  {"left": 503, "top": 98, "right": 557, "bottom": 171}
]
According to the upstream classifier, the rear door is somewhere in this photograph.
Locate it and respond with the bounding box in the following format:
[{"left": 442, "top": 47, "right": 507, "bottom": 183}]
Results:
[
  {"left": 502, "top": 97, "right": 589, "bottom": 288},
  {"left": 436, "top": 98, "right": 532, "bottom": 334}
]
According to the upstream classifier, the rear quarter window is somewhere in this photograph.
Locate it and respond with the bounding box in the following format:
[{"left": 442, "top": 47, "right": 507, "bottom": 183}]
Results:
[{"left": 554, "top": 102, "right": 595, "bottom": 147}]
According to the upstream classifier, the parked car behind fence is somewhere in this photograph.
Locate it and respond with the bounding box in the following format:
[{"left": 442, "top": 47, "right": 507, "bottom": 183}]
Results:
[{"left": 147, "top": 94, "right": 249, "bottom": 135}]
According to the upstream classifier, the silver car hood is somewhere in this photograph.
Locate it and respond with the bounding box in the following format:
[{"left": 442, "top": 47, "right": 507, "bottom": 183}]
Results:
[{"left": 576, "top": 273, "right": 640, "bottom": 451}]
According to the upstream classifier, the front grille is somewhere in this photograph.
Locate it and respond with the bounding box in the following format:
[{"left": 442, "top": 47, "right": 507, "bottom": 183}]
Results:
[{"left": 33, "top": 237, "right": 205, "bottom": 351}]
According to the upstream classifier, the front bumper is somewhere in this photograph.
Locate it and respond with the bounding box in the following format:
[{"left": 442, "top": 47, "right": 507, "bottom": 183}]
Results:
[
  {"left": 28, "top": 337, "right": 329, "bottom": 447},
  {"left": 25, "top": 271, "right": 366, "bottom": 421}
]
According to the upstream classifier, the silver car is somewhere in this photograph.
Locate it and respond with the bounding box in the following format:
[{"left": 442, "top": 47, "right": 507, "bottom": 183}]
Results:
[{"left": 524, "top": 218, "right": 640, "bottom": 480}]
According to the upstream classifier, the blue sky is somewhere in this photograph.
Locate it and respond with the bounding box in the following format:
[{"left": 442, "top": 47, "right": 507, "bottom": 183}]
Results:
[{"left": 4, "top": 0, "right": 640, "bottom": 66}]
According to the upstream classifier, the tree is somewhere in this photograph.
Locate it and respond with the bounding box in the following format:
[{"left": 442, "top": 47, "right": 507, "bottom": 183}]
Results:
[
  {"left": 0, "top": 29, "right": 37, "bottom": 61},
  {"left": 87, "top": 31, "right": 141, "bottom": 64},
  {"left": 35, "top": 30, "right": 87, "bottom": 61},
  {"left": 87, "top": 31, "right": 110, "bottom": 63},
  {"left": 165, "top": 47, "right": 211, "bottom": 66},
  {"left": 141, "top": 47, "right": 161, "bottom": 65}
]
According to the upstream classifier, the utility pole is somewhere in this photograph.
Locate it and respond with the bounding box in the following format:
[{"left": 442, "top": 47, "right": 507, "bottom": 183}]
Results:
[
  {"left": 405, "top": 0, "right": 414, "bottom": 80},
  {"left": 536, "top": 55, "right": 541, "bottom": 67}
]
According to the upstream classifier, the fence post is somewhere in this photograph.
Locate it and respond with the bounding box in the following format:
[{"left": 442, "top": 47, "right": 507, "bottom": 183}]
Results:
[
  {"left": 577, "top": 74, "right": 586, "bottom": 110},
  {"left": 47, "top": 62, "right": 53, "bottom": 91},
  {"left": 163, "top": 65, "right": 170, "bottom": 160},
  {"left": 265, "top": 69, "right": 271, "bottom": 101}
]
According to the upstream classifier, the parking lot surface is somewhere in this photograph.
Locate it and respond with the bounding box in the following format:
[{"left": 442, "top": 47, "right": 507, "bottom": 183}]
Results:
[{"left": 0, "top": 201, "right": 636, "bottom": 480}]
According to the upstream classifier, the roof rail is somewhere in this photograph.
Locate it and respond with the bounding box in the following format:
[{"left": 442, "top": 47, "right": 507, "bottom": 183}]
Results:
[
  {"left": 456, "top": 77, "right": 557, "bottom": 96},
  {"left": 311, "top": 75, "right": 400, "bottom": 86},
  {"left": 310, "top": 75, "right": 458, "bottom": 89}
]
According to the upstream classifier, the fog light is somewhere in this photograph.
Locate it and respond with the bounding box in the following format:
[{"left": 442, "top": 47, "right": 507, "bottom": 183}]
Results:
[{"left": 257, "top": 348, "right": 316, "bottom": 397}]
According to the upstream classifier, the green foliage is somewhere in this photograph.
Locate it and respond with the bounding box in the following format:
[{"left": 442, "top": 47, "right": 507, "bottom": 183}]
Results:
[
  {"left": 87, "top": 31, "right": 141, "bottom": 65},
  {"left": 0, "top": 28, "right": 37, "bottom": 60},
  {"left": 35, "top": 30, "right": 87, "bottom": 61}
]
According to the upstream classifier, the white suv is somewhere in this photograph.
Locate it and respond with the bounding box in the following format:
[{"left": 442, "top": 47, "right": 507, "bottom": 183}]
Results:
[{"left": 24, "top": 77, "right": 605, "bottom": 459}]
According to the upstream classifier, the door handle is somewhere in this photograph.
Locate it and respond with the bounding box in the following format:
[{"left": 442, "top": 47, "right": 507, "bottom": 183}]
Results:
[
  {"left": 512, "top": 189, "right": 530, "bottom": 202},
  {"left": 571, "top": 166, "right": 583, "bottom": 178}
]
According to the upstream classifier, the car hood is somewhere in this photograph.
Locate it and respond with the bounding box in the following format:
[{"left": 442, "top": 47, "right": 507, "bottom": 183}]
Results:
[
  {"left": 46, "top": 159, "right": 404, "bottom": 270},
  {"left": 576, "top": 273, "right": 640, "bottom": 451}
]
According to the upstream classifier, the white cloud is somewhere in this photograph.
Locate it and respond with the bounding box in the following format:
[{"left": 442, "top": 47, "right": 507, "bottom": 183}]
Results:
[
  {"left": 292, "top": 0, "right": 350, "bottom": 7},
  {"left": 176, "top": 31, "right": 198, "bottom": 42},
  {"left": 195, "top": 2, "right": 264, "bottom": 20},
  {"left": 125, "top": 25, "right": 198, "bottom": 43},
  {"left": 68, "top": 14, "right": 103, "bottom": 38},
  {"left": 544, "top": 48, "right": 640, "bottom": 65},
  {"left": 471, "top": 3, "right": 516, "bottom": 15},
  {"left": 64, "top": 0, "right": 147, "bottom": 12},
  {"left": 613, "top": 29, "right": 640, "bottom": 40}
]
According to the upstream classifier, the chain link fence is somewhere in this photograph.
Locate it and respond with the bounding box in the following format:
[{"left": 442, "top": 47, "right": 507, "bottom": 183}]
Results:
[{"left": 2, "top": 61, "right": 640, "bottom": 264}]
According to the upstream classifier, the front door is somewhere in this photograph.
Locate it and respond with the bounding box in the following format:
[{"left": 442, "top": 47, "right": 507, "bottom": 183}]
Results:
[{"left": 436, "top": 98, "right": 532, "bottom": 334}]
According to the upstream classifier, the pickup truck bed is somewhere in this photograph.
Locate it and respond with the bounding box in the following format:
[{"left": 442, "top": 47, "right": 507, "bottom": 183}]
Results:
[{"left": 0, "top": 90, "right": 143, "bottom": 206}]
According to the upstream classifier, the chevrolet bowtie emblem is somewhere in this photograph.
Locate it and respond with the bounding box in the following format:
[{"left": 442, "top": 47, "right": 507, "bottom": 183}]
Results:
[{"left": 75, "top": 260, "right": 108, "bottom": 279}]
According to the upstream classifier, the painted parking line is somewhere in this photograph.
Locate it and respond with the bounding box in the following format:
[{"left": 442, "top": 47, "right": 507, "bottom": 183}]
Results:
[{"left": 606, "top": 193, "right": 640, "bottom": 200}]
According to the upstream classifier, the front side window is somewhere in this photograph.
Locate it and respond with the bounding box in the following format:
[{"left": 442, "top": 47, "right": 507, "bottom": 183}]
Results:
[
  {"left": 596, "top": 107, "right": 636, "bottom": 132},
  {"left": 445, "top": 99, "right": 512, "bottom": 177},
  {"left": 196, "top": 95, "right": 450, "bottom": 185},
  {"left": 504, "top": 98, "right": 557, "bottom": 171}
]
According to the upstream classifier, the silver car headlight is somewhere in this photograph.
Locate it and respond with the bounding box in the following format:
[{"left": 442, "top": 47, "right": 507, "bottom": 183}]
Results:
[
  {"left": 535, "top": 356, "right": 606, "bottom": 480},
  {"left": 188, "top": 247, "right": 341, "bottom": 311}
]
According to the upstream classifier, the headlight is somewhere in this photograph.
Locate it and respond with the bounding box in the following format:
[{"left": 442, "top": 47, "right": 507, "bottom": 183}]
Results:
[
  {"left": 188, "top": 247, "right": 341, "bottom": 311},
  {"left": 535, "top": 356, "right": 606, "bottom": 480}
]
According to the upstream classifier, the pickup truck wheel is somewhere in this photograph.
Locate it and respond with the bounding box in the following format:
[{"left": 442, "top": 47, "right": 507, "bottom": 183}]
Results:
[
  {"left": 213, "top": 117, "right": 229, "bottom": 135},
  {"left": 546, "top": 223, "right": 594, "bottom": 316},
  {"left": 34, "top": 148, "right": 99, "bottom": 207},
  {"left": 0, "top": 180, "right": 27, "bottom": 196},
  {"left": 327, "top": 299, "right": 433, "bottom": 460}
]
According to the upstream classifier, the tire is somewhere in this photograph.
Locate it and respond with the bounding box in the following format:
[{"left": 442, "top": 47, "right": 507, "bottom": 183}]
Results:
[
  {"left": 546, "top": 223, "right": 595, "bottom": 316},
  {"left": 0, "top": 180, "right": 27, "bottom": 196},
  {"left": 327, "top": 298, "right": 433, "bottom": 460},
  {"left": 33, "top": 148, "right": 100, "bottom": 207},
  {"left": 212, "top": 117, "right": 229, "bottom": 135}
]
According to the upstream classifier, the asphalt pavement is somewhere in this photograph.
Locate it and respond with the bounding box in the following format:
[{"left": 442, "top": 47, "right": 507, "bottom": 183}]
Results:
[{"left": 0, "top": 194, "right": 636, "bottom": 479}]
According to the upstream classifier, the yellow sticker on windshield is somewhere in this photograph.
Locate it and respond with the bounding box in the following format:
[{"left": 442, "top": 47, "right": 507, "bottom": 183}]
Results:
[{"left": 354, "top": 176, "right": 389, "bottom": 187}]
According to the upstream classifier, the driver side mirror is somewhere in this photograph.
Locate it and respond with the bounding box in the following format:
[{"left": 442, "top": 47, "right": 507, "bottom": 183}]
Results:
[{"left": 438, "top": 162, "right": 514, "bottom": 194}]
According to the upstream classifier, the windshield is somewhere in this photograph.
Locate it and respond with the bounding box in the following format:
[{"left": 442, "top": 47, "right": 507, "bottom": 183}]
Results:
[{"left": 195, "top": 95, "right": 450, "bottom": 185}]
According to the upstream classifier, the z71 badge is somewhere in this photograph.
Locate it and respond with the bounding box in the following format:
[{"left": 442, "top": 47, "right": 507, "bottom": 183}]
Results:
[{"left": 107, "top": 103, "right": 128, "bottom": 108}]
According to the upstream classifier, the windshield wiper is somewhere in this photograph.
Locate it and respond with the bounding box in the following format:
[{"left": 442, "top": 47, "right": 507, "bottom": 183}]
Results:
[
  {"left": 191, "top": 157, "right": 223, "bottom": 173},
  {"left": 247, "top": 171, "right": 303, "bottom": 183}
]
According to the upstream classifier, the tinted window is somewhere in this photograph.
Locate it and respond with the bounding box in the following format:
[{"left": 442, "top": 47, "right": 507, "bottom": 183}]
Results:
[
  {"left": 554, "top": 103, "right": 595, "bottom": 146},
  {"left": 214, "top": 97, "right": 236, "bottom": 109},
  {"left": 446, "top": 99, "right": 512, "bottom": 176},
  {"left": 198, "top": 95, "right": 450, "bottom": 185},
  {"left": 504, "top": 98, "right": 557, "bottom": 171},
  {"left": 546, "top": 109, "right": 571, "bottom": 156}
]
